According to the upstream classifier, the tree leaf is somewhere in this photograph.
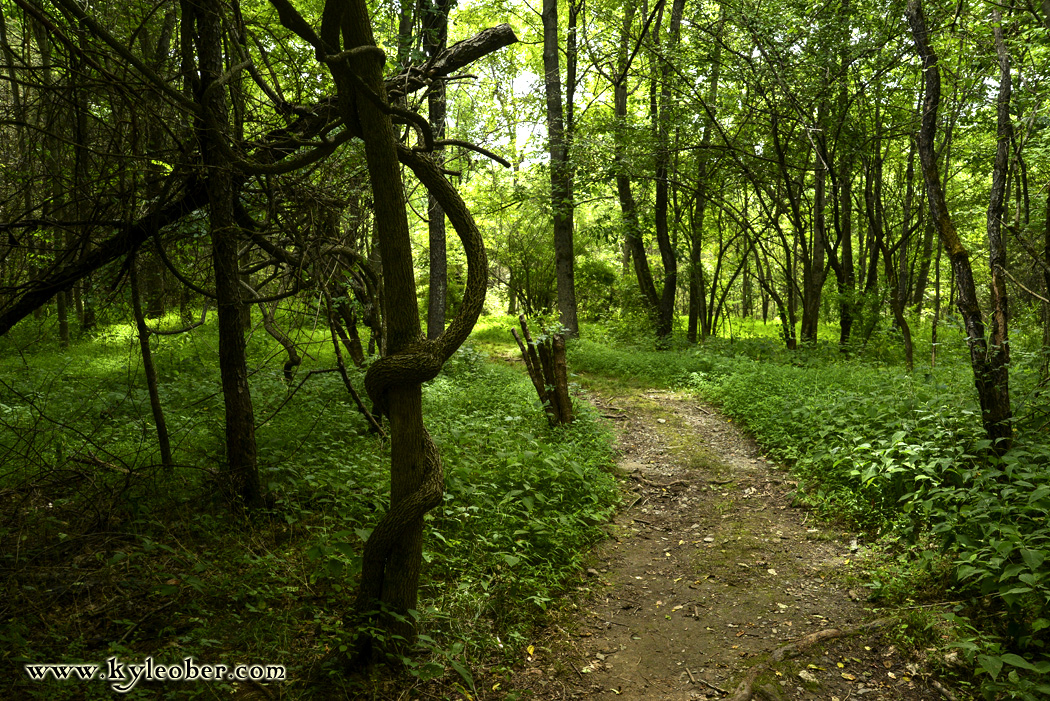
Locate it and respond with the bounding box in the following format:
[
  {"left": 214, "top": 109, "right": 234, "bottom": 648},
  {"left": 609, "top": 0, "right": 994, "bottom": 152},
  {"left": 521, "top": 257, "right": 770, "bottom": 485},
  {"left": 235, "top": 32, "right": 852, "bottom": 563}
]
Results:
[{"left": 449, "top": 659, "right": 474, "bottom": 689}]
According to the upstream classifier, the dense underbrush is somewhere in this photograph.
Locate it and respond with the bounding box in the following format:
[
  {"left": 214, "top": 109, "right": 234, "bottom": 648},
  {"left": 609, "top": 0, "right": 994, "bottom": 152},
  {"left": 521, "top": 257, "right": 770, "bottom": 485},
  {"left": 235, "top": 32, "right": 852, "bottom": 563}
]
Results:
[
  {"left": 571, "top": 324, "right": 1050, "bottom": 700},
  {"left": 0, "top": 316, "right": 619, "bottom": 699}
]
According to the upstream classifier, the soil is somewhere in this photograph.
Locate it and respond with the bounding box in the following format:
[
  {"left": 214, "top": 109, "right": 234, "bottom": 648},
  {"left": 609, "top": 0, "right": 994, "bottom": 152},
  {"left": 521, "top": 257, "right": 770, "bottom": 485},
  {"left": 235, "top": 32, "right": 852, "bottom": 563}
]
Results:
[{"left": 506, "top": 387, "right": 958, "bottom": 701}]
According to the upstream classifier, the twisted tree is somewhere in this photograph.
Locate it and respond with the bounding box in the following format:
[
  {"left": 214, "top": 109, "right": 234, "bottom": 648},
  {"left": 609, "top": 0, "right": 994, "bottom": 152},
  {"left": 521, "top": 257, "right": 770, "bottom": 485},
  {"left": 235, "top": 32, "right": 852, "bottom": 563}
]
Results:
[{"left": 268, "top": 0, "right": 512, "bottom": 662}]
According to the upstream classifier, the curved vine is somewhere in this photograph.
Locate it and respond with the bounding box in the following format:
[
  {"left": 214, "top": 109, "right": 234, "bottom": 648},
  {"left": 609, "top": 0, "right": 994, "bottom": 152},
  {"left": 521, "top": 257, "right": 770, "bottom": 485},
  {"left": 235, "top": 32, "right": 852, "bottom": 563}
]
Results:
[
  {"left": 361, "top": 146, "right": 488, "bottom": 414},
  {"left": 351, "top": 146, "right": 488, "bottom": 653}
]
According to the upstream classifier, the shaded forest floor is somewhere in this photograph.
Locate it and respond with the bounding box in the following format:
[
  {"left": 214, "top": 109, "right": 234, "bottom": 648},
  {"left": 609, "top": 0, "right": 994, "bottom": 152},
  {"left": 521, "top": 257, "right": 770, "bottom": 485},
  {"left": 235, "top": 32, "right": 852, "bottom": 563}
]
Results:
[{"left": 503, "top": 384, "right": 957, "bottom": 701}]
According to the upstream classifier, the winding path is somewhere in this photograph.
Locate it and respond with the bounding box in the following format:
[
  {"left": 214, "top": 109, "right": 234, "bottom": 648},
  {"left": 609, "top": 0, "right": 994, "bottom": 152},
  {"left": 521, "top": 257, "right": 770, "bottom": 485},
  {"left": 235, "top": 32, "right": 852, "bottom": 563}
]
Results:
[{"left": 510, "top": 388, "right": 950, "bottom": 701}]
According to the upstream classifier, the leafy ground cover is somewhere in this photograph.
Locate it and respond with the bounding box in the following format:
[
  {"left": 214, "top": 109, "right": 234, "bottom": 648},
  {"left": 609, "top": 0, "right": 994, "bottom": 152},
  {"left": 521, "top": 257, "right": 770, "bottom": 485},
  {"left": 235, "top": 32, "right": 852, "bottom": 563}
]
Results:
[
  {"left": 5, "top": 309, "right": 1050, "bottom": 699},
  {"left": 0, "top": 313, "right": 619, "bottom": 699},
  {"left": 568, "top": 318, "right": 1050, "bottom": 700}
]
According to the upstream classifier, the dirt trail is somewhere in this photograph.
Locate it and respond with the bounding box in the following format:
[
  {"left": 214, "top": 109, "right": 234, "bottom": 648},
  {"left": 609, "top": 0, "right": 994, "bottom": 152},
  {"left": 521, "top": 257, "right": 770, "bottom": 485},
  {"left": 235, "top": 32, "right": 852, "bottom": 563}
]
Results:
[{"left": 511, "top": 388, "right": 951, "bottom": 701}]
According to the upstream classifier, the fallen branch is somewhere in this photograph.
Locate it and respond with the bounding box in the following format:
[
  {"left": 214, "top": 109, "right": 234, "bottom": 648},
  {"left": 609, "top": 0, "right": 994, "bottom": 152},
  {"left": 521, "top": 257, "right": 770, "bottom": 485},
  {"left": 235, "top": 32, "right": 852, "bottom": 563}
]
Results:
[
  {"left": 931, "top": 678, "right": 959, "bottom": 701},
  {"left": 72, "top": 452, "right": 129, "bottom": 475},
  {"left": 691, "top": 671, "right": 728, "bottom": 695},
  {"left": 726, "top": 618, "right": 894, "bottom": 701}
]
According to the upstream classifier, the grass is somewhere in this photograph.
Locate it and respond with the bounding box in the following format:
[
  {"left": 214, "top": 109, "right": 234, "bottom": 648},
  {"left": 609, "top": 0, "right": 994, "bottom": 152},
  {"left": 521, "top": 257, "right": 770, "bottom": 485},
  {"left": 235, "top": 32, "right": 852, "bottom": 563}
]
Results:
[
  {"left": 0, "top": 309, "right": 620, "bottom": 699},
  {"left": 7, "top": 304, "right": 1050, "bottom": 698}
]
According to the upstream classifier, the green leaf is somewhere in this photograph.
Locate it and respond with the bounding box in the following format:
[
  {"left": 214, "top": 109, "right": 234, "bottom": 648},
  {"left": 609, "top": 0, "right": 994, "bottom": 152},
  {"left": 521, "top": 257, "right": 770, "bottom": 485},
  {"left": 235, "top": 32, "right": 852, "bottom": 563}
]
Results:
[
  {"left": 978, "top": 654, "right": 1003, "bottom": 680},
  {"left": 332, "top": 542, "right": 357, "bottom": 558},
  {"left": 1000, "top": 653, "right": 1039, "bottom": 672},
  {"left": 1021, "top": 548, "right": 1046, "bottom": 570},
  {"left": 448, "top": 659, "right": 474, "bottom": 689},
  {"left": 417, "top": 661, "right": 444, "bottom": 681},
  {"left": 502, "top": 554, "right": 521, "bottom": 567},
  {"left": 154, "top": 583, "right": 179, "bottom": 597}
]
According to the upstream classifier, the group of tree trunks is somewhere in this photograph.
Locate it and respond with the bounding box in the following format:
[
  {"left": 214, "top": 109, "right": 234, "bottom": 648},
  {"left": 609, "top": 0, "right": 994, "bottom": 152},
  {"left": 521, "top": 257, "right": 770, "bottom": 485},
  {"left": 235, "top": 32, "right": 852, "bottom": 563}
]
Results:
[
  {"left": 0, "top": 0, "right": 518, "bottom": 666},
  {"left": 906, "top": 0, "right": 1012, "bottom": 451},
  {"left": 512, "top": 315, "right": 574, "bottom": 426}
]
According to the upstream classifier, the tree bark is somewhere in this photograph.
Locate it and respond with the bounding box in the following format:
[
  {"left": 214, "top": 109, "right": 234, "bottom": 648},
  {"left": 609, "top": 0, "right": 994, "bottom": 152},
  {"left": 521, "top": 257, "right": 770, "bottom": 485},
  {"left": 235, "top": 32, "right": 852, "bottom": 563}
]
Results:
[
  {"left": 130, "top": 258, "right": 173, "bottom": 467},
  {"left": 423, "top": 0, "right": 451, "bottom": 339},
  {"left": 801, "top": 100, "right": 827, "bottom": 344},
  {"left": 265, "top": 0, "right": 508, "bottom": 661},
  {"left": 1042, "top": 188, "right": 1050, "bottom": 378},
  {"left": 542, "top": 0, "right": 579, "bottom": 337},
  {"left": 651, "top": 0, "right": 685, "bottom": 340},
  {"left": 985, "top": 11, "right": 1012, "bottom": 437},
  {"left": 878, "top": 235, "right": 914, "bottom": 370},
  {"left": 188, "top": 0, "right": 263, "bottom": 508},
  {"left": 614, "top": 3, "right": 660, "bottom": 324},
  {"left": 836, "top": 162, "right": 856, "bottom": 348},
  {"left": 906, "top": 0, "right": 1012, "bottom": 450}
]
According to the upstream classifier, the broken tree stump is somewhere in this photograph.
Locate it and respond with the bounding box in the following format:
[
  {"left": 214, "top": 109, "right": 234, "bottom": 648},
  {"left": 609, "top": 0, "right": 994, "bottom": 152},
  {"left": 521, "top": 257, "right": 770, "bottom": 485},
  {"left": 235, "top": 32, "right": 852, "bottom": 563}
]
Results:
[{"left": 511, "top": 315, "right": 573, "bottom": 425}]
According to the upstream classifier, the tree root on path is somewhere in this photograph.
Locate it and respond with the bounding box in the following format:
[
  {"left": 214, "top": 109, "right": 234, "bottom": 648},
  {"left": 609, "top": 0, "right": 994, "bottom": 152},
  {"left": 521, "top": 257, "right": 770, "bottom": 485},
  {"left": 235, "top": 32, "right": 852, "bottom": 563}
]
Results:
[
  {"left": 724, "top": 618, "right": 895, "bottom": 700},
  {"left": 629, "top": 473, "right": 689, "bottom": 489}
]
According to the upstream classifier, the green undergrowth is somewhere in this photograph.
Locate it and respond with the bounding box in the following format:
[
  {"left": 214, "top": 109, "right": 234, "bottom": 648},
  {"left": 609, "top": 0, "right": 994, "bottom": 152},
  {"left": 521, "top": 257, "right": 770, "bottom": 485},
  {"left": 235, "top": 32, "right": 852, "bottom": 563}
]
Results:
[
  {"left": 570, "top": 327, "right": 1050, "bottom": 700},
  {"left": 0, "top": 313, "right": 619, "bottom": 698}
]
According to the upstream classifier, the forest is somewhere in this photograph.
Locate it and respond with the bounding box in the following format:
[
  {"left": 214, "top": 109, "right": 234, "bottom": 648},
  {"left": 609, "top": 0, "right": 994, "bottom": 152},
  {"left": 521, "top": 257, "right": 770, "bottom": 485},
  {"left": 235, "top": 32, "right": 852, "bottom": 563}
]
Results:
[{"left": 1, "top": 0, "right": 1049, "bottom": 698}]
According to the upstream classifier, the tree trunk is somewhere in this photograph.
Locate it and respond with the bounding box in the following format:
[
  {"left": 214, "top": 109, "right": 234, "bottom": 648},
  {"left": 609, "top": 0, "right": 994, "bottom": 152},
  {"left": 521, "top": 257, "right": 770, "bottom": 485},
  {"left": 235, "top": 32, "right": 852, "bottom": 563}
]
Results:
[
  {"left": 189, "top": 0, "right": 263, "bottom": 508},
  {"left": 512, "top": 316, "right": 573, "bottom": 425},
  {"left": 898, "top": 136, "right": 918, "bottom": 308},
  {"left": 265, "top": 0, "right": 506, "bottom": 662},
  {"left": 907, "top": 0, "right": 1012, "bottom": 450},
  {"left": 613, "top": 2, "right": 660, "bottom": 324},
  {"left": 542, "top": 0, "right": 579, "bottom": 337},
  {"left": 1042, "top": 188, "right": 1050, "bottom": 378},
  {"left": 801, "top": 104, "right": 827, "bottom": 343},
  {"left": 859, "top": 149, "right": 884, "bottom": 345},
  {"left": 984, "top": 12, "right": 1012, "bottom": 439},
  {"left": 424, "top": 0, "right": 451, "bottom": 340},
  {"left": 689, "top": 23, "right": 724, "bottom": 344},
  {"left": 651, "top": 0, "right": 686, "bottom": 340},
  {"left": 837, "top": 161, "right": 856, "bottom": 348},
  {"left": 878, "top": 236, "right": 914, "bottom": 370},
  {"left": 327, "top": 0, "right": 431, "bottom": 655},
  {"left": 912, "top": 218, "right": 935, "bottom": 310},
  {"left": 131, "top": 258, "right": 173, "bottom": 467},
  {"left": 932, "top": 238, "right": 941, "bottom": 367}
]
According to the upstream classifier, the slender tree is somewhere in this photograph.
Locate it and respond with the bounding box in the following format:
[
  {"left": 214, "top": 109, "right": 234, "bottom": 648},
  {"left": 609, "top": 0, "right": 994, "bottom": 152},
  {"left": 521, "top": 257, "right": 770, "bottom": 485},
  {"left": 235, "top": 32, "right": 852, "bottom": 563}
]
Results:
[
  {"left": 424, "top": 0, "right": 452, "bottom": 339},
  {"left": 906, "top": 0, "right": 1012, "bottom": 450},
  {"left": 542, "top": 0, "right": 580, "bottom": 337}
]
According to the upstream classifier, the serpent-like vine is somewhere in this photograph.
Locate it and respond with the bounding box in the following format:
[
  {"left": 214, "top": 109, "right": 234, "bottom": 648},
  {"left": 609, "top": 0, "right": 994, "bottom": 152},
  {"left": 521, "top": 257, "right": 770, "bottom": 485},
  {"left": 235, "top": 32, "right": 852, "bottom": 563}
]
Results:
[
  {"left": 266, "top": 0, "right": 500, "bottom": 663},
  {"left": 351, "top": 144, "right": 489, "bottom": 640}
]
